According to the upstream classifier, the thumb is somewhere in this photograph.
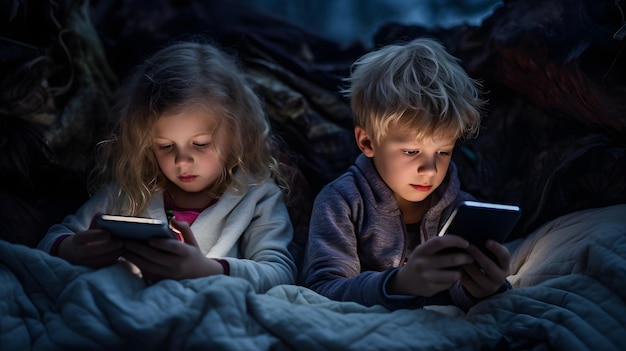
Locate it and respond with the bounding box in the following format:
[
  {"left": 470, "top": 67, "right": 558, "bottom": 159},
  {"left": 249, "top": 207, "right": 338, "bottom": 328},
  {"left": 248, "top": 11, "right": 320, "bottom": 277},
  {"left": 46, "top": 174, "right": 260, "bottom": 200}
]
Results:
[
  {"left": 170, "top": 218, "right": 198, "bottom": 247},
  {"left": 89, "top": 212, "right": 104, "bottom": 229}
]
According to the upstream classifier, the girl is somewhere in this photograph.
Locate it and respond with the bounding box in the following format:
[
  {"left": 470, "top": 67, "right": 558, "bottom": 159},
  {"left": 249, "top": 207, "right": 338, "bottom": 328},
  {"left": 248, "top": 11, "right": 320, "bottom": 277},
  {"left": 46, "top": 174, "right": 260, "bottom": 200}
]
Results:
[{"left": 37, "top": 41, "right": 297, "bottom": 293}]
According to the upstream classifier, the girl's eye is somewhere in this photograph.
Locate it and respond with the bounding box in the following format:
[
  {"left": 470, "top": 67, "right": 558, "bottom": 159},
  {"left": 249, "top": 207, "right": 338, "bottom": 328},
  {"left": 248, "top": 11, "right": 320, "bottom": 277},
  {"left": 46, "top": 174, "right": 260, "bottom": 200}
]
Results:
[
  {"left": 158, "top": 144, "right": 173, "bottom": 151},
  {"left": 193, "top": 143, "right": 209, "bottom": 148}
]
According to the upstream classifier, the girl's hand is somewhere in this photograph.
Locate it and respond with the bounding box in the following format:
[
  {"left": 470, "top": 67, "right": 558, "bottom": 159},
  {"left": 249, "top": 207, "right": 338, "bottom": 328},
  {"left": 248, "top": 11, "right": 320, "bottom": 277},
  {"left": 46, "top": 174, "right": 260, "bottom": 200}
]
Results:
[
  {"left": 57, "top": 214, "right": 124, "bottom": 268},
  {"left": 387, "top": 235, "right": 474, "bottom": 297},
  {"left": 460, "top": 240, "right": 511, "bottom": 298},
  {"left": 169, "top": 218, "right": 199, "bottom": 246},
  {"left": 122, "top": 218, "right": 223, "bottom": 282}
]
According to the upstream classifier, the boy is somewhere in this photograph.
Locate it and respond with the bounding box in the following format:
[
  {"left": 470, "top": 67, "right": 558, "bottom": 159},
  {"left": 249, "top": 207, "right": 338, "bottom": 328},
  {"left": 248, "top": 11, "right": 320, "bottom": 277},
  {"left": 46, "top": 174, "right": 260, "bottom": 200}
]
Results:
[{"left": 301, "top": 38, "right": 511, "bottom": 311}]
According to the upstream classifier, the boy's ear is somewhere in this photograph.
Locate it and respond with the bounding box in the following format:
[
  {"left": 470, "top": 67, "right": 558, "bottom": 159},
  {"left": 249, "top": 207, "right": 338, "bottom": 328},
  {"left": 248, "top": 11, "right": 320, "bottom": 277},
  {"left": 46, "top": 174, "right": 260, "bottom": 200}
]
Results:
[{"left": 354, "top": 126, "right": 375, "bottom": 157}]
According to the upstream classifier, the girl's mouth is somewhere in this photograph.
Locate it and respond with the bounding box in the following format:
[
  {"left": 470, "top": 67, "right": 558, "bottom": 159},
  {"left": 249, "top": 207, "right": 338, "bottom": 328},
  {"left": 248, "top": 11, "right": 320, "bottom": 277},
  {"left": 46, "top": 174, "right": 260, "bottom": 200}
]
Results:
[{"left": 179, "top": 175, "right": 197, "bottom": 183}]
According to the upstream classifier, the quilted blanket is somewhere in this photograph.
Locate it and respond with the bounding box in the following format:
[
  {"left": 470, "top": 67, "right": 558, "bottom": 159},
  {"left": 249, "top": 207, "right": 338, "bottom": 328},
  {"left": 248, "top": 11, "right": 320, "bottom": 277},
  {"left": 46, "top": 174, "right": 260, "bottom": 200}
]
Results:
[{"left": 1, "top": 204, "right": 625, "bottom": 350}]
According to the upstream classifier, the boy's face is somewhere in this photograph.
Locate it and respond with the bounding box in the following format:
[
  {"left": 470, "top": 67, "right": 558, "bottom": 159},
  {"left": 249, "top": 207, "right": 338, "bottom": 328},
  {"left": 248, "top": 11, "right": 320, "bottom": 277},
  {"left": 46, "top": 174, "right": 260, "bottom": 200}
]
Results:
[{"left": 355, "top": 126, "right": 456, "bottom": 207}]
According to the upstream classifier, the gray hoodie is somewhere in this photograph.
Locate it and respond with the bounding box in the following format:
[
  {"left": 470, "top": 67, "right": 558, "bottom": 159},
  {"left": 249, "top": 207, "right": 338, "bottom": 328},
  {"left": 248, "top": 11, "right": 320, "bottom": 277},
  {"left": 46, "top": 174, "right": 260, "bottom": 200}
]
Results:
[{"left": 38, "top": 175, "right": 296, "bottom": 293}]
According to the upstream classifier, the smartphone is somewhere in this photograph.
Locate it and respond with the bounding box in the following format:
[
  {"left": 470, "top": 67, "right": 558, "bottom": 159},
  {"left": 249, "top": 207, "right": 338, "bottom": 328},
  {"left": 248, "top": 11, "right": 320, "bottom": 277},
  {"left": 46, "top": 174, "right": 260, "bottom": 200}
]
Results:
[
  {"left": 437, "top": 201, "right": 521, "bottom": 260},
  {"left": 97, "top": 214, "right": 176, "bottom": 240}
]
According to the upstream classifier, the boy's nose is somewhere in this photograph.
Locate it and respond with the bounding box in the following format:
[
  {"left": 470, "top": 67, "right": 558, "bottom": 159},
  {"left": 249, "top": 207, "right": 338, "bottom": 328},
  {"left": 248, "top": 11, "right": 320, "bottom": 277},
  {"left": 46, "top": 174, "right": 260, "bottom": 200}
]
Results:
[{"left": 417, "top": 159, "right": 437, "bottom": 175}]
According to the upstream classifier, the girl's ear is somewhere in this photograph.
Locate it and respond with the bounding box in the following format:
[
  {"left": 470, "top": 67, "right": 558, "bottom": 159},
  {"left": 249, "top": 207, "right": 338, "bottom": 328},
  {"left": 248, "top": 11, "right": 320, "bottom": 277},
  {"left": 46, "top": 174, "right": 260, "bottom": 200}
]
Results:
[{"left": 354, "top": 126, "right": 375, "bottom": 157}]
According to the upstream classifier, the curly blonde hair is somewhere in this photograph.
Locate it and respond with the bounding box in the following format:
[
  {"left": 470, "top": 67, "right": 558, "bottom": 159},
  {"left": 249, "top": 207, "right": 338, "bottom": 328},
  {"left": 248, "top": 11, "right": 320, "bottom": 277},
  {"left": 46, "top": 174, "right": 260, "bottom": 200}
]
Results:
[
  {"left": 92, "top": 41, "right": 286, "bottom": 215},
  {"left": 342, "top": 37, "right": 485, "bottom": 144}
]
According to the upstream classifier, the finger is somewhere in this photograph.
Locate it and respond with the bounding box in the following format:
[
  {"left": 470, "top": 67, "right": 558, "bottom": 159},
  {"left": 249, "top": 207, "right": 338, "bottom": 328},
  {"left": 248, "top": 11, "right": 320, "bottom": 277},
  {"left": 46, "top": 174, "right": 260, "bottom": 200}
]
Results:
[
  {"left": 125, "top": 239, "right": 181, "bottom": 262},
  {"left": 463, "top": 260, "right": 505, "bottom": 295},
  {"left": 397, "top": 268, "right": 460, "bottom": 296},
  {"left": 467, "top": 242, "right": 509, "bottom": 274},
  {"left": 425, "top": 243, "right": 475, "bottom": 269},
  {"left": 460, "top": 270, "right": 481, "bottom": 295},
  {"left": 485, "top": 240, "right": 511, "bottom": 269},
  {"left": 463, "top": 262, "right": 488, "bottom": 280},
  {"left": 142, "top": 273, "right": 161, "bottom": 285},
  {"left": 82, "top": 253, "right": 121, "bottom": 267},
  {"left": 72, "top": 230, "right": 115, "bottom": 245},
  {"left": 74, "top": 243, "right": 124, "bottom": 267},
  {"left": 123, "top": 251, "right": 161, "bottom": 274},
  {"left": 170, "top": 218, "right": 198, "bottom": 246},
  {"left": 426, "top": 268, "right": 464, "bottom": 283},
  {"left": 415, "top": 235, "right": 470, "bottom": 256},
  {"left": 125, "top": 239, "right": 161, "bottom": 255},
  {"left": 461, "top": 263, "right": 494, "bottom": 286},
  {"left": 89, "top": 212, "right": 104, "bottom": 229},
  {"left": 147, "top": 237, "right": 186, "bottom": 254},
  {"left": 465, "top": 245, "right": 490, "bottom": 266},
  {"left": 123, "top": 245, "right": 170, "bottom": 271},
  {"left": 402, "top": 258, "right": 464, "bottom": 283}
]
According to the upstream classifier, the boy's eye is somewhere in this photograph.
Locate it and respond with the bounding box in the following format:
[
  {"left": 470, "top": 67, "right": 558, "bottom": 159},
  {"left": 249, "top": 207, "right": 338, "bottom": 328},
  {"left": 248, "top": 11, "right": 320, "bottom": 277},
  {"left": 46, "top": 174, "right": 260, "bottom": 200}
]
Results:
[{"left": 403, "top": 150, "right": 452, "bottom": 156}]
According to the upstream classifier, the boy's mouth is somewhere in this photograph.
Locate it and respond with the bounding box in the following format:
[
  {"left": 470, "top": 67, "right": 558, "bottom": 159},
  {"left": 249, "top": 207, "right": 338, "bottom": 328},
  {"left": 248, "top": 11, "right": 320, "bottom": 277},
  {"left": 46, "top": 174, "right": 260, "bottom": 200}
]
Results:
[{"left": 411, "top": 184, "right": 432, "bottom": 192}]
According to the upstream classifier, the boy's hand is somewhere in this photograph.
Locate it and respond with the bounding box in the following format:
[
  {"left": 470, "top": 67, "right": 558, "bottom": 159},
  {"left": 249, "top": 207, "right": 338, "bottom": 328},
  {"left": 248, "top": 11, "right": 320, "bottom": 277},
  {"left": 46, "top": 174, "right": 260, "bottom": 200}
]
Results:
[
  {"left": 387, "top": 235, "right": 474, "bottom": 297},
  {"left": 57, "top": 214, "right": 124, "bottom": 268},
  {"left": 122, "top": 218, "right": 223, "bottom": 282},
  {"left": 460, "top": 240, "right": 511, "bottom": 298}
]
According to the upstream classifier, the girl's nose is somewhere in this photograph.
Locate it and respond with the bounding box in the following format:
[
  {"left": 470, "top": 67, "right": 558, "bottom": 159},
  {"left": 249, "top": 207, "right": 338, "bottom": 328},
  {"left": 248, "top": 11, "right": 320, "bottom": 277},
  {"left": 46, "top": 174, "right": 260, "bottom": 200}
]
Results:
[{"left": 175, "top": 149, "right": 194, "bottom": 165}]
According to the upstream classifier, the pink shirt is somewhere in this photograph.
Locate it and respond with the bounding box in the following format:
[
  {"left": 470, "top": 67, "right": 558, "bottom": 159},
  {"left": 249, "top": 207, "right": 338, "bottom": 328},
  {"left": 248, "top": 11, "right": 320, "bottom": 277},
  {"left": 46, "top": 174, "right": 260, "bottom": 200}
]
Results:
[{"left": 164, "top": 192, "right": 215, "bottom": 225}]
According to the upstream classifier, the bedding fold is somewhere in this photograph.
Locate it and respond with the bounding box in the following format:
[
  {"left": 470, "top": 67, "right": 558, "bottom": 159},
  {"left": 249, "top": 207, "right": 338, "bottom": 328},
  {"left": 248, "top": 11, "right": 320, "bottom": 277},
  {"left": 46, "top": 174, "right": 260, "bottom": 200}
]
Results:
[{"left": 1, "top": 204, "right": 625, "bottom": 350}]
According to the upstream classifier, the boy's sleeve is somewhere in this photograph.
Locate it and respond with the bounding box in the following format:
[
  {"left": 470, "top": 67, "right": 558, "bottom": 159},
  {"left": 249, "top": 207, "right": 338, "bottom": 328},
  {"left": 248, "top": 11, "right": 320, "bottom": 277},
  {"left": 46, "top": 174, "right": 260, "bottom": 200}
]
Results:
[
  {"left": 302, "top": 186, "right": 423, "bottom": 308},
  {"left": 302, "top": 183, "right": 513, "bottom": 311}
]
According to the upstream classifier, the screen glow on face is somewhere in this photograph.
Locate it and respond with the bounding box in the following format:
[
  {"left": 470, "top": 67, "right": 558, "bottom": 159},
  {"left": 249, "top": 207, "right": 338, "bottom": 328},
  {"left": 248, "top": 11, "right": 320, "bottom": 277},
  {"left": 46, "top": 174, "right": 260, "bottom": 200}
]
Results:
[
  {"left": 152, "top": 107, "right": 225, "bottom": 201},
  {"left": 371, "top": 130, "right": 455, "bottom": 207}
]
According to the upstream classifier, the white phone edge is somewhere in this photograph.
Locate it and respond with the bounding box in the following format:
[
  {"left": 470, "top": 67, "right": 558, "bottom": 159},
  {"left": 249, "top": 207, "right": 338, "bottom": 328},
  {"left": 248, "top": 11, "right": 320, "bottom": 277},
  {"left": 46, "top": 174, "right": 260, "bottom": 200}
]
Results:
[{"left": 437, "top": 201, "right": 521, "bottom": 237}]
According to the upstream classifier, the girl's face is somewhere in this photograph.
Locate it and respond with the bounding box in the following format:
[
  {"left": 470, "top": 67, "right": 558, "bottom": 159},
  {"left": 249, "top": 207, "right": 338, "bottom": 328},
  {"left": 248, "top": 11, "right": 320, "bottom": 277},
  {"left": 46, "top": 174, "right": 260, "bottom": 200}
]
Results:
[{"left": 152, "top": 107, "right": 225, "bottom": 204}]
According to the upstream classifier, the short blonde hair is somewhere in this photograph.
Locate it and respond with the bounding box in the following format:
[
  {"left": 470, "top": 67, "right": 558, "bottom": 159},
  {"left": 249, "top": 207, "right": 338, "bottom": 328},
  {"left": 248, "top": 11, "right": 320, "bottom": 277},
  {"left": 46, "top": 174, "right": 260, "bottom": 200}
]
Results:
[{"left": 342, "top": 37, "right": 484, "bottom": 144}]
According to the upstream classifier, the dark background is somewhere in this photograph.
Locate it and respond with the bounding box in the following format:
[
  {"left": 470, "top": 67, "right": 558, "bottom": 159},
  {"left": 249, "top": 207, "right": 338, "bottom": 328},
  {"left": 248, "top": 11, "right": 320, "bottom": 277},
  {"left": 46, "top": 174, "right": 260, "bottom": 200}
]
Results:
[
  {"left": 236, "top": 0, "right": 502, "bottom": 47},
  {"left": 1, "top": 0, "right": 625, "bottom": 253}
]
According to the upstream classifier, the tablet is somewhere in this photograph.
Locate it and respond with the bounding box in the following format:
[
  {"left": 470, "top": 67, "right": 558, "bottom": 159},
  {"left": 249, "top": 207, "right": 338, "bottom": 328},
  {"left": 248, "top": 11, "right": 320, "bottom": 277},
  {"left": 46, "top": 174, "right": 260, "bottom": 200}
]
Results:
[
  {"left": 437, "top": 201, "right": 522, "bottom": 260},
  {"left": 97, "top": 214, "right": 176, "bottom": 240}
]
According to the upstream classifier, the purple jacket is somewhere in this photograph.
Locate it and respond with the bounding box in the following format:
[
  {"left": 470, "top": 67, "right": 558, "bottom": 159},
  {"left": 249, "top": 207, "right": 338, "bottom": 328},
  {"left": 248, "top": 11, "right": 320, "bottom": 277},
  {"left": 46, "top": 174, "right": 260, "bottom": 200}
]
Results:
[{"left": 301, "top": 153, "right": 510, "bottom": 311}]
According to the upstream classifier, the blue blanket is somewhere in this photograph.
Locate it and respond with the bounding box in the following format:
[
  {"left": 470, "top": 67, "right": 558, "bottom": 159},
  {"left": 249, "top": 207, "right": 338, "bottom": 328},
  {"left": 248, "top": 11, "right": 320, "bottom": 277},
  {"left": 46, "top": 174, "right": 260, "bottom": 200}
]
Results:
[{"left": 2, "top": 204, "right": 625, "bottom": 350}]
